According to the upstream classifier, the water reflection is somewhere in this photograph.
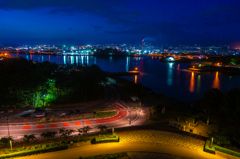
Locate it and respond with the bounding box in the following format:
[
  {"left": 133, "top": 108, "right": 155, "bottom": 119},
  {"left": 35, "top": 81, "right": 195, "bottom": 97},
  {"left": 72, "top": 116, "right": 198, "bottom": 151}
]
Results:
[
  {"left": 197, "top": 75, "right": 201, "bottom": 93},
  {"left": 76, "top": 56, "right": 78, "bottom": 64},
  {"left": 58, "top": 57, "right": 61, "bottom": 64},
  {"left": 87, "top": 56, "right": 89, "bottom": 65},
  {"left": 9, "top": 53, "right": 240, "bottom": 101},
  {"left": 126, "top": 57, "right": 129, "bottom": 72},
  {"left": 189, "top": 72, "right": 195, "bottom": 92},
  {"left": 135, "top": 75, "right": 137, "bottom": 84},
  {"left": 71, "top": 56, "right": 74, "bottom": 64},
  {"left": 81, "top": 56, "right": 84, "bottom": 64},
  {"left": 177, "top": 64, "right": 180, "bottom": 70},
  {"left": 64, "top": 56, "right": 66, "bottom": 64},
  {"left": 94, "top": 57, "right": 97, "bottom": 64},
  {"left": 167, "top": 62, "right": 173, "bottom": 85},
  {"left": 212, "top": 71, "right": 220, "bottom": 89}
]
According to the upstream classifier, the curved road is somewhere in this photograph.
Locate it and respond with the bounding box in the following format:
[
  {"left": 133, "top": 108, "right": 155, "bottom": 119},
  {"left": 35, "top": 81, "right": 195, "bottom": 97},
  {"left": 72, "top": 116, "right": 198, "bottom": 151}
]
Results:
[{"left": 0, "top": 85, "right": 141, "bottom": 137}]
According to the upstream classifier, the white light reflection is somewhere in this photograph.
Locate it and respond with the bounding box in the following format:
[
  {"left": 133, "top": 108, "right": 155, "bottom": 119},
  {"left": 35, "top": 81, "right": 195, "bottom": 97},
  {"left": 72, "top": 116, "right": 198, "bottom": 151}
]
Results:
[
  {"left": 126, "top": 57, "right": 129, "bottom": 72},
  {"left": 64, "top": 56, "right": 66, "bottom": 65},
  {"left": 81, "top": 56, "right": 84, "bottom": 65},
  {"left": 167, "top": 62, "right": 173, "bottom": 85},
  {"left": 87, "top": 56, "right": 89, "bottom": 65},
  {"left": 76, "top": 56, "right": 78, "bottom": 65},
  {"left": 71, "top": 56, "right": 74, "bottom": 64}
]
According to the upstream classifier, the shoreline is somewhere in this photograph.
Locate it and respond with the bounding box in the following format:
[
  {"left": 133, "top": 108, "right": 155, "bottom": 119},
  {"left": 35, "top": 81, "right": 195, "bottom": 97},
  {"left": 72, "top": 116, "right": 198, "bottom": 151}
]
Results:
[
  {"left": 6, "top": 51, "right": 150, "bottom": 57},
  {"left": 188, "top": 66, "right": 240, "bottom": 74}
]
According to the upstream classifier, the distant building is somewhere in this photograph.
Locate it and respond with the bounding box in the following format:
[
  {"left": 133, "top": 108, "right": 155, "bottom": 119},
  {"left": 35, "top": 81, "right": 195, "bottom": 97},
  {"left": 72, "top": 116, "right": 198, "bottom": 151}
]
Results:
[{"left": 165, "top": 56, "right": 175, "bottom": 61}]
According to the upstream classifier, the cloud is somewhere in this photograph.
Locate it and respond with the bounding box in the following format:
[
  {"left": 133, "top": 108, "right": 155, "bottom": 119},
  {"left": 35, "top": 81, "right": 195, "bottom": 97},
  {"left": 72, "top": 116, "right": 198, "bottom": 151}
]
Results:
[
  {"left": 0, "top": 0, "right": 143, "bottom": 27},
  {"left": 143, "top": 37, "right": 156, "bottom": 41},
  {"left": 48, "top": 7, "right": 79, "bottom": 16},
  {"left": 1, "top": 0, "right": 239, "bottom": 45},
  {"left": 105, "top": 21, "right": 185, "bottom": 42},
  {"left": 93, "top": 25, "right": 102, "bottom": 31}
]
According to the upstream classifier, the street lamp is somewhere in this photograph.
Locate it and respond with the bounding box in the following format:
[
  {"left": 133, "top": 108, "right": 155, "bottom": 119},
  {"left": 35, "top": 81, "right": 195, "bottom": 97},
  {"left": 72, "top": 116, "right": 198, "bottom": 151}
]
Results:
[
  {"left": 5, "top": 117, "right": 10, "bottom": 137},
  {"left": 129, "top": 111, "right": 131, "bottom": 125},
  {"left": 6, "top": 117, "right": 12, "bottom": 151},
  {"left": 209, "top": 137, "right": 214, "bottom": 148}
]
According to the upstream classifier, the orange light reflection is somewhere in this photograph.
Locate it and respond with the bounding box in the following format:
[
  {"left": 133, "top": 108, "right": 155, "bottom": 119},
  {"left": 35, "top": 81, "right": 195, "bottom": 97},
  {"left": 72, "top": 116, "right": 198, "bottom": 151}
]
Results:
[
  {"left": 134, "top": 75, "right": 137, "bottom": 84},
  {"left": 212, "top": 71, "right": 220, "bottom": 89},
  {"left": 189, "top": 72, "right": 195, "bottom": 92},
  {"left": 177, "top": 64, "right": 180, "bottom": 70}
]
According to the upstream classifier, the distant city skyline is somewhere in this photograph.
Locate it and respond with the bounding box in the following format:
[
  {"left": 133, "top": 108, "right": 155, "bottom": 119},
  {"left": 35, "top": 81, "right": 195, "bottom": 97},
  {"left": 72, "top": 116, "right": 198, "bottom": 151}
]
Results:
[{"left": 0, "top": 0, "right": 240, "bottom": 46}]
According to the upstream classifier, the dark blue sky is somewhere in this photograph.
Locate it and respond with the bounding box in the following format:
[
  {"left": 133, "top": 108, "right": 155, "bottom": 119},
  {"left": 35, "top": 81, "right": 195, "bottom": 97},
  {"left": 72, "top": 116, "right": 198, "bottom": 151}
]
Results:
[{"left": 0, "top": 0, "right": 240, "bottom": 46}]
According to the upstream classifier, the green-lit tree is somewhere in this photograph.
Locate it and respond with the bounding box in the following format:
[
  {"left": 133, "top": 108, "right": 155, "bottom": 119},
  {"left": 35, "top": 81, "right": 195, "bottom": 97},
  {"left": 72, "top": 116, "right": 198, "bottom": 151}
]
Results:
[{"left": 0, "top": 59, "right": 106, "bottom": 109}]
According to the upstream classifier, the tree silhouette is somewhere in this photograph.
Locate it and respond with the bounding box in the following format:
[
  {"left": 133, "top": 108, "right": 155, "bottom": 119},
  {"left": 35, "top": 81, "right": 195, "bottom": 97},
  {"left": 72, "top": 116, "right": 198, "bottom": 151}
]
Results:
[
  {"left": 97, "top": 125, "right": 108, "bottom": 132},
  {"left": 40, "top": 131, "right": 57, "bottom": 140},
  {"left": 80, "top": 126, "right": 92, "bottom": 134},
  {"left": 59, "top": 128, "right": 75, "bottom": 141},
  {"left": 200, "top": 88, "right": 223, "bottom": 125}
]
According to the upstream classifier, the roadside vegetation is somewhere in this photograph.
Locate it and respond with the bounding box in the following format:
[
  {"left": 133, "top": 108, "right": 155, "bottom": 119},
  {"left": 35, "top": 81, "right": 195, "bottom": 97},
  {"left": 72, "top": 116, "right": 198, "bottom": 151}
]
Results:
[
  {"left": 95, "top": 111, "right": 116, "bottom": 118},
  {"left": 0, "top": 125, "right": 110, "bottom": 158},
  {"left": 94, "top": 107, "right": 115, "bottom": 112}
]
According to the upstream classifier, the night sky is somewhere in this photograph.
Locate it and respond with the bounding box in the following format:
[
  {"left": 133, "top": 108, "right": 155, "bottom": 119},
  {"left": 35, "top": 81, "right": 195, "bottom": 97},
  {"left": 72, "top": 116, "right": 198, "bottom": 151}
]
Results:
[{"left": 0, "top": 0, "right": 240, "bottom": 46}]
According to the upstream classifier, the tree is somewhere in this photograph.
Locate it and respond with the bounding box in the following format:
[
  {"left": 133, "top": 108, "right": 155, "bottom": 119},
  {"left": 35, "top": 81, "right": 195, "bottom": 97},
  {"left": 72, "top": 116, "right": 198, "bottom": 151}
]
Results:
[
  {"left": 59, "top": 128, "right": 75, "bottom": 140},
  {"left": 208, "top": 131, "right": 231, "bottom": 146},
  {"left": 218, "top": 87, "right": 240, "bottom": 145},
  {"left": 23, "top": 134, "right": 36, "bottom": 143},
  {"left": 77, "top": 128, "right": 82, "bottom": 134},
  {"left": 201, "top": 87, "right": 240, "bottom": 146},
  {"left": 97, "top": 125, "right": 108, "bottom": 132},
  {"left": 81, "top": 126, "right": 92, "bottom": 134},
  {"left": 200, "top": 88, "right": 224, "bottom": 125},
  {"left": 0, "top": 136, "right": 13, "bottom": 145},
  {"left": 40, "top": 131, "right": 57, "bottom": 140}
]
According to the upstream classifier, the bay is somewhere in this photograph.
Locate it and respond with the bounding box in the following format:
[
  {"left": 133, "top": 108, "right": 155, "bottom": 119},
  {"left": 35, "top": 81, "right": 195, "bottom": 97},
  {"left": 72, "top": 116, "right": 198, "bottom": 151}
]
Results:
[{"left": 10, "top": 54, "right": 240, "bottom": 101}]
